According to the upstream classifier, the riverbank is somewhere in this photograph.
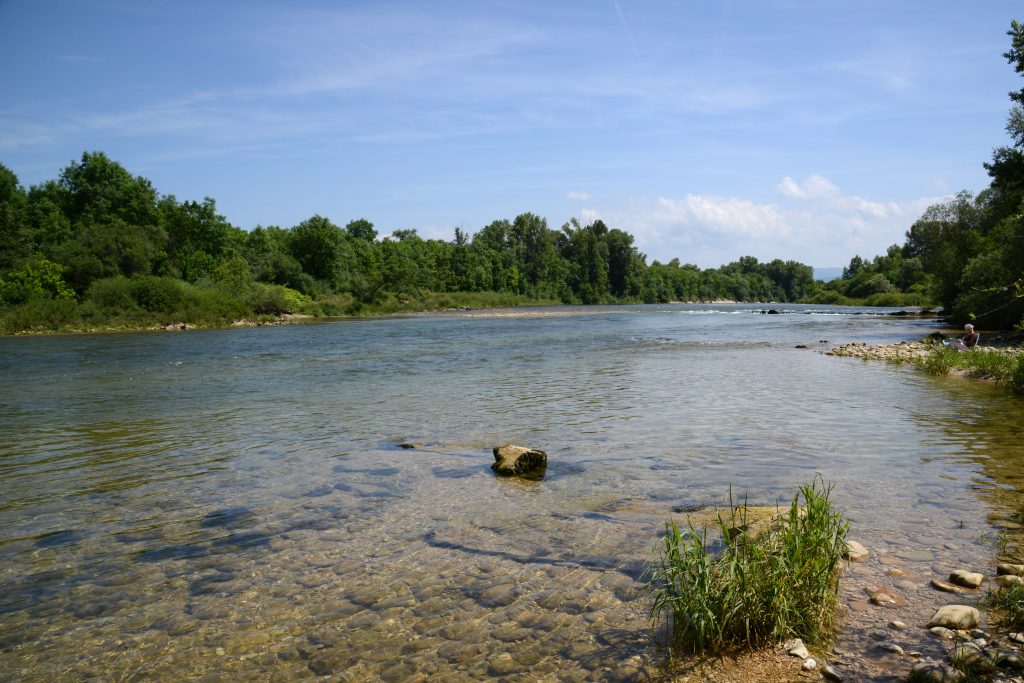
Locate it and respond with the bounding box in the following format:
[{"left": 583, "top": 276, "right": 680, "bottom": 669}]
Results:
[{"left": 827, "top": 338, "right": 1024, "bottom": 396}]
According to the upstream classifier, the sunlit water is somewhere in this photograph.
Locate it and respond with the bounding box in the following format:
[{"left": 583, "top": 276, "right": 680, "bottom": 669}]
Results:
[{"left": 2, "top": 304, "right": 1023, "bottom": 681}]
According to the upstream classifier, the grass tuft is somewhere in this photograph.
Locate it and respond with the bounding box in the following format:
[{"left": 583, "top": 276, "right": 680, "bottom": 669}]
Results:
[{"left": 643, "top": 477, "right": 848, "bottom": 654}]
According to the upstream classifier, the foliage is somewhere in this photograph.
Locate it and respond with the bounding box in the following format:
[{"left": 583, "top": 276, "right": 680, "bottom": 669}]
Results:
[
  {"left": 985, "top": 584, "right": 1024, "bottom": 631},
  {"left": 0, "top": 255, "right": 75, "bottom": 304},
  {"left": 644, "top": 479, "right": 848, "bottom": 654},
  {"left": 914, "top": 346, "right": 1024, "bottom": 395}
]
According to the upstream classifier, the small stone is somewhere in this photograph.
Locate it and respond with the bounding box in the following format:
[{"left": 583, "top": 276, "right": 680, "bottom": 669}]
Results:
[
  {"left": 929, "top": 626, "right": 956, "bottom": 639},
  {"left": 215, "top": 648, "right": 226, "bottom": 656},
  {"left": 927, "top": 605, "right": 980, "bottom": 630},
  {"left": 844, "top": 540, "right": 869, "bottom": 562},
  {"left": 784, "top": 638, "right": 809, "bottom": 659},
  {"left": 1010, "top": 632, "right": 1024, "bottom": 644},
  {"left": 949, "top": 642, "right": 995, "bottom": 673},
  {"left": 931, "top": 579, "right": 970, "bottom": 594},
  {"left": 869, "top": 629, "right": 888, "bottom": 640},
  {"left": 821, "top": 664, "right": 843, "bottom": 682},
  {"left": 998, "top": 563, "right": 1024, "bottom": 576},
  {"left": 491, "top": 444, "right": 547, "bottom": 477},
  {"left": 997, "top": 575, "right": 1024, "bottom": 588},
  {"left": 989, "top": 647, "right": 1024, "bottom": 670},
  {"left": 801, "top": 658, "right": 816, "bottom": 671},
  {"left": 867, "top": 587, "right": 906, "bottom": 606},
  {"left": 885, "top": 567, "right": 909, "bottom": 577},
  {"left": 878, "top": 642, "right": 904, "bottom": 655},
  {"left": 969, "top": 628, "right": 988, "bottom": 639},
  {"left": 949, "top": 570, "right": 984, "bottom": 588},
  {"left": 890, "top": 620, "right": 909, "bottom": 630},
  {"left": 908, "top": 662, "right": 965, "bottom": 683}
]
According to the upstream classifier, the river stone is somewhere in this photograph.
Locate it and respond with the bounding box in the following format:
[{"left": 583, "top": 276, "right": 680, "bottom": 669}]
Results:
[
  {"left": 491, "top": 445, "right": 547, "bottom": 476},
  {"left": 989, "top": 647, "right": 1024, "bottom": 670},
  {"left": 998, "top": 563, "right": 1024, "bottom": 576},
  {"left": 908, "top": 662, "right": 966, "bottom": 683},
  {"left": 949, "top": 642, "right": 995, "bottom": 673},
  {"left": 929, "top": 626, "right": 956, "bottom": 639},
  {"left": 931, "top": 579, "right": 970, "bottom": 594},
  {"left": 844, "top": 540, "right": 869, "bottom": 562},
  {"left": 821, "top": 664, "right": 843, "bottom": 681},
  {"left": 867, "top": 587, "right": 906, "bottom": 606},
  {"left": 949, "top": 570, "right": 984, "bottom": 588},
  {"left": 801, "top": 658, "right": 816, "bottom": 671},
  {"left": 784, "top": 638, "right": 809, "bottom": 659},
  {"left": 927, "top": 605, "right": 980, "bottom": 630},
  {"left": 996, "top": 575, "right": 1024, "bottom": 588}
]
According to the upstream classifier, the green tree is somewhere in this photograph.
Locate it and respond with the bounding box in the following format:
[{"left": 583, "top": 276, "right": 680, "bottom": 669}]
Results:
[{"left": 289, "top": 215, "right": 344, "bottom": 281}]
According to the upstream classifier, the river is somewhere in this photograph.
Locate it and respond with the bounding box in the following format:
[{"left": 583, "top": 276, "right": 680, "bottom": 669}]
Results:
[{"left": 2, "top": 304, "right": 1023, "bottom": 681}]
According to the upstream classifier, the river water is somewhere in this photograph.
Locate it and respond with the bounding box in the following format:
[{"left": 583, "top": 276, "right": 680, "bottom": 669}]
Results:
[{"left": 2, "top": 304, "right": 1023, "bottom": 682}]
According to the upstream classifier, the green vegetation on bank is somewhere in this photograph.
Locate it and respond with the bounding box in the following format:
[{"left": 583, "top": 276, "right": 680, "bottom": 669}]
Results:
[
  {"left": 644, "top": 479, "right": 848, "bottom": 654},
  {"left": 914, "top": 346, "right": 1024, "bottom": 396},
  {"left": 0, "top": 151, "right": 820, "bottom": 333}
]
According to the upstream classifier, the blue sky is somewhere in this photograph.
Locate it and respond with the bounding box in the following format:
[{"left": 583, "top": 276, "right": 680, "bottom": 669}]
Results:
[{"left": 1, "top": 1, "right": 1020, "bottom": 268}]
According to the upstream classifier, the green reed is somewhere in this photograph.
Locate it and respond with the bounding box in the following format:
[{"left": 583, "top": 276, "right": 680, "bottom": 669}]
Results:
[
  {"left": 986, "top": 584, "right": 1024, "bottom": 632},
  {"left": 915, "top": 347, "right": 1024, "bottom": 396},
  {"left": 644, "top": 478, "right": 848, "bottom": 654}
]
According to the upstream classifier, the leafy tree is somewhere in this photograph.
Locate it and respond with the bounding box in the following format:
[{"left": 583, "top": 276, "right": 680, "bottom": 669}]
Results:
[
  {"left": 345, "top": 218, "right": 377, "bottom": 241},
  {"left": 289, "top": 215, "right": 344, "bottom": 281}
]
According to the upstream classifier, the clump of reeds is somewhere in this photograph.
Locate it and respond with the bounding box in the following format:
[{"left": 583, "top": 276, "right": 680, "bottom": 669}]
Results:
[
  {"left": 986, "top": 584, "right": 1024, "bottom": 632},
  {"left": 915, "top": 346, "right": 1024, "bottom": 396},
  {"left": 644, "top": 478, "right": 848, "bottom": 654}
]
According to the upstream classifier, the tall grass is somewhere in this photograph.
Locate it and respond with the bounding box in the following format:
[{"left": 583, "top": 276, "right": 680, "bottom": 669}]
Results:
[
  {"left": 986, "top": 584, "right": 1024, "bottom": 631},
  {"left": 915, "top": 346, "right": 1024, "bottom": 396},
  {"left": 644, "top": 479, "right": 848, "bottom": 653}
]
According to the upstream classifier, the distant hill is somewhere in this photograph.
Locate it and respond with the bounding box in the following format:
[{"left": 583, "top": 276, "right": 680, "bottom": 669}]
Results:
[{"left": 813, "top": 267, "right": 843, "bottom": 282}]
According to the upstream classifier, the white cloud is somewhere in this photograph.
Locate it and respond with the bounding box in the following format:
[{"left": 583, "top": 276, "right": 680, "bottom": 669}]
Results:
[
  {"left": 576, "top": 177, "right": 946, "bottom": 267},
  {"left": 776, "top": 175, "right": 840, "bottom": 200},
  {"left": 567, "top": 191, "right": 591, "bottom": 201}
]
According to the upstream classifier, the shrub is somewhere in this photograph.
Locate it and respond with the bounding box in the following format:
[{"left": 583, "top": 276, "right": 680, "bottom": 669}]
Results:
[
  {"left": 0, "top": 297, "right": 81, "bottom": 333},
  {"left": 86, "top": 276, "right": 141, "bottom": 313},
  {"left": 128, "top": 275, "right": 184, "bottom": 312},
  {"left": 644, "top": 478, "right": 848, "bottom": 653}
]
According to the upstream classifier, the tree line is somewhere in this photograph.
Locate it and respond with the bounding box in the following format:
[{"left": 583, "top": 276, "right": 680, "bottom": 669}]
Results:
[{"left": 0, "top": 151, "right": 817, "bottom": 331}]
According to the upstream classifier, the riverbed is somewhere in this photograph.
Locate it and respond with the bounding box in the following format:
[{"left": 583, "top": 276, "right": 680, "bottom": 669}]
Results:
[{"left": 2, "top": 304, "right": 1023, "bottom": 681}]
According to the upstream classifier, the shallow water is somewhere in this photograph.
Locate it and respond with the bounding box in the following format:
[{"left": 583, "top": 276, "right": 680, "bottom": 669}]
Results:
[{"left": 1, "top": 304, "right": 1023, "bottom": 681}]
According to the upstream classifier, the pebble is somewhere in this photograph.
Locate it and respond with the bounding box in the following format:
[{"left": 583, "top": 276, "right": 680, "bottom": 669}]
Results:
[
  {"left": 878, "top": 642, "right": 905, "bottom": 655},
  {"left": 998, "top": 564, "right": 1024, "bottom": 576},
  {"left": 997, "top": 575, "right": 1024, "bottom": 588},
  {"left": 821, "top": 663, "right": 843, "bottom": 681},
  {"left": 801, "top": 658, "right": 816, "bottom": 671},
  {"left": 931, "top": 579, "right": 970, "bottom": 594},
  {"left": 889, "top": 620, "right": 908, "bottom": 630},
  {"left": 784, "top": 638, "right": 809, "bottom": 659},
  {"left": 844, "top": 540, "right": 869, "bottom": 562}
]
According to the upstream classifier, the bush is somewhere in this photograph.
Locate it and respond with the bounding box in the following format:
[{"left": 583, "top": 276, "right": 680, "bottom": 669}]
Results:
[
  {"left": 644, "top": 478, "right": 848, "bottom": 653},
  {"left": 128, "top": 275, "right": 184, "bottom": 312},
  {"left": 85, "top": 276, "right": 141, "bottom": 313},
  {"left": 0, "top": 297, "right": 81, "bottom": 333}
]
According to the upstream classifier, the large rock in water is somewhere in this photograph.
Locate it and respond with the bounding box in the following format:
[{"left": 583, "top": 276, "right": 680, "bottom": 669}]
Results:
[{"left": 491, "top": 445, "right": 547, "bottom": 477}]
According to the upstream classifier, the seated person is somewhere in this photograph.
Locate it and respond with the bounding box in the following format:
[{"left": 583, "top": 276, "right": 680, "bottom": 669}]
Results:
[{"left": 945, "top": 324, "right": 980, "bottom": 351}]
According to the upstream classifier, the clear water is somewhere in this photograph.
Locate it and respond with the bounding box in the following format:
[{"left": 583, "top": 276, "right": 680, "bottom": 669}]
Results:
[{"left": 1, "top": 304, "right": 1022, "bottom": 681}]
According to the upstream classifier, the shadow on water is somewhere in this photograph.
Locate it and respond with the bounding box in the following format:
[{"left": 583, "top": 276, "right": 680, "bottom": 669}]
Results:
[{"left": 423, "top": 530, "right": 645, "bottom": 580}]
